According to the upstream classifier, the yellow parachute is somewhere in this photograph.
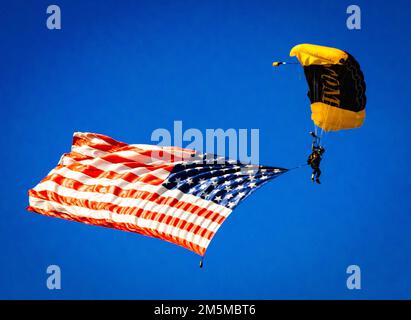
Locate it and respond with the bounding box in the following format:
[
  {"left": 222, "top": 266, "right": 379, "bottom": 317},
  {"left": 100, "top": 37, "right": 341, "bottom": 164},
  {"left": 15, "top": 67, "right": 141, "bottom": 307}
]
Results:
[{"left": 274, "top": 44, "right": 366, "bottom": 132}]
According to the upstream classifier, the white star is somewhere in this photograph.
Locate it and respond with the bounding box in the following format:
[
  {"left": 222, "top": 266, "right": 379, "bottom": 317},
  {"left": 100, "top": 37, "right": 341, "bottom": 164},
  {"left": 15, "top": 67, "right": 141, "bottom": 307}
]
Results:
[
  {"left": 235, "top": 178, "right": 242, "bottom": 183},
  {"left": 235, "top": 171, "right": 242, "bottom": 176},
  {"left": 248, "top": 175, "right": 255, "bottom": 181},
  {"left": 226, "top": 193, "right": 233, "bottom": 199},
  {"left": 212, "top": 181, "right": 218, "bottom": 186},
  {"left": 174, "top": 177, "right": 181, "bottom": 184},
  {"left": 236, "top": 185, "right": 244, "bottom": 190},
  {"left": 214, "top": 195, "right": 222, "bottom": 202},
  {"left": 225, "top": 186, "right": 231, "bottom": 192},
  {"left": 227, "top": 202, "right": 236, "bottom": 208},
  {"left": 238, "top": 191, "right": 246, "bottom": 198},
  {"left": 187, "top": 178, "right": 194, "bottom": 185},
  {"left": 249, "top": 182, "right": 256, "bottom": 188},
  {"left": 261, "top": 175, "right": 268, "bottom": 180}
]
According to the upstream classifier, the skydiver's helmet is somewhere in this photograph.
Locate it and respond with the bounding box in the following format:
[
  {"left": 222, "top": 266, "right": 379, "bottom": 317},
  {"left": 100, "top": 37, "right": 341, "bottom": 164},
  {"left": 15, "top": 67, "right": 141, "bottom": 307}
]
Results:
[{"left": 318, "top": 146, "right": 325, "bottom": 154}]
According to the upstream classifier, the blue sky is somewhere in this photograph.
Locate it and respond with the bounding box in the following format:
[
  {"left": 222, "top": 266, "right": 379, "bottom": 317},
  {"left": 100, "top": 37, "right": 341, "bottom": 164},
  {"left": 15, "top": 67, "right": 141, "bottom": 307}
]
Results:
[{"left": 1, "top": 0, "right": 410, "bottom": 299}]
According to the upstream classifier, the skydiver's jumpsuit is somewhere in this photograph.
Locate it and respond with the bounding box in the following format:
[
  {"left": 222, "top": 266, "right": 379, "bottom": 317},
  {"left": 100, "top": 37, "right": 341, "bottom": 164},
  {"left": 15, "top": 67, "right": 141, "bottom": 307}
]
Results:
[{"left": 307, "top": 150, "right": 322, "bottom": 183}]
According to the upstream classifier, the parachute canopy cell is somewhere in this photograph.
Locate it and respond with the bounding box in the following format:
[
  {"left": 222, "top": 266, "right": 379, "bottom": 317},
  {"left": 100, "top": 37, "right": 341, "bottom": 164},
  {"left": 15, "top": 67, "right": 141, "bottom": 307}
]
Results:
[{"left": 290, "top": 44, "right": 366, "bottom": 132}]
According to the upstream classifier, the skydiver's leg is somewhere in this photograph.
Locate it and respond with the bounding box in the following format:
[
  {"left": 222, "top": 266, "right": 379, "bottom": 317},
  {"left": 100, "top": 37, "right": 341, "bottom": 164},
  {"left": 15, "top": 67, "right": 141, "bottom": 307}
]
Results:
[
  {"left": 311, "top": 166, "right": 317, "bottom": 182},
  {"left": 315, "top": 168, "right": 321, "bottom": 184}
]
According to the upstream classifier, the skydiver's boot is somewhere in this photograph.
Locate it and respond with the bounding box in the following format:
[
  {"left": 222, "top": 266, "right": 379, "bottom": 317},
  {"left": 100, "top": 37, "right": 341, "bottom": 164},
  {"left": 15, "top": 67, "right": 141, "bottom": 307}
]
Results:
[
  {"left": 311, "top": 173, "right": 315, "bottom": 182},
  {"left": 316, "top": 178, "right": 321, "bottom": 184}
]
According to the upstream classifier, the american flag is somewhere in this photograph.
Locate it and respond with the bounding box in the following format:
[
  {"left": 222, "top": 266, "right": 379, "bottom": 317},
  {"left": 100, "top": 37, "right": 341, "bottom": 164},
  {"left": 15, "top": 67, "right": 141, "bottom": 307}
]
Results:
[{"left": 28, "top": 132, "right": 287, "bottom": 256}]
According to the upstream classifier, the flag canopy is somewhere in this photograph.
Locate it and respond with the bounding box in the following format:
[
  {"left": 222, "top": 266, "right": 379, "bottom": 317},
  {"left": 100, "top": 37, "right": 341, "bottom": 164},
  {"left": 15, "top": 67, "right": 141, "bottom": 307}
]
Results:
[{"left": 28, "top": 132, "right": 287, "bottom": 256}]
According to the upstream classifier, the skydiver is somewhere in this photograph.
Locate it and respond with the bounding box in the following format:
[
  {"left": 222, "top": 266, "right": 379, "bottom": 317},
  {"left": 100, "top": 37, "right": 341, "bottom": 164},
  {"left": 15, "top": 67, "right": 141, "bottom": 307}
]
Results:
[{"left": 307, "top": 145, "right": 325, "bottom": 184}]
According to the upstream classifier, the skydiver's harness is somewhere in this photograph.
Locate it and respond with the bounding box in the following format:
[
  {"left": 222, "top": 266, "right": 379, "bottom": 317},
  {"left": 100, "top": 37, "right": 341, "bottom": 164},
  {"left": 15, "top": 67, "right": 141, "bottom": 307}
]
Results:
[{"left": 308, "top": 151, "right": 322, "bottom": 169}]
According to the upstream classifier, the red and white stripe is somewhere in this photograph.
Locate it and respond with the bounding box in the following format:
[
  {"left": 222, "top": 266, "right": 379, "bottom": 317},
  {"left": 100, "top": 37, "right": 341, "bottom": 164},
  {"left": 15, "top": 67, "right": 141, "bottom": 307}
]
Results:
[{"left": 28, "top": 132, "right": 232, "bottom": 256}]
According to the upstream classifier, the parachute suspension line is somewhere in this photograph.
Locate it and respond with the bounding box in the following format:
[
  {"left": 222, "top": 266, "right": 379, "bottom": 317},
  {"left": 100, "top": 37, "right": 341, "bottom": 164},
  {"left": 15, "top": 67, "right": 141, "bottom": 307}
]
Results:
[
  {"left": 313, "top": 125, "right": 321, "bottom": 148},
  {"left": 316, "top": 127, "right": 322, "bottom": 147},
  {"left": 321, "top": 94, "right": 332, "bottom": 142},
  {"left": 321, "top": 130, "right": 327, "bottom": 148}
]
